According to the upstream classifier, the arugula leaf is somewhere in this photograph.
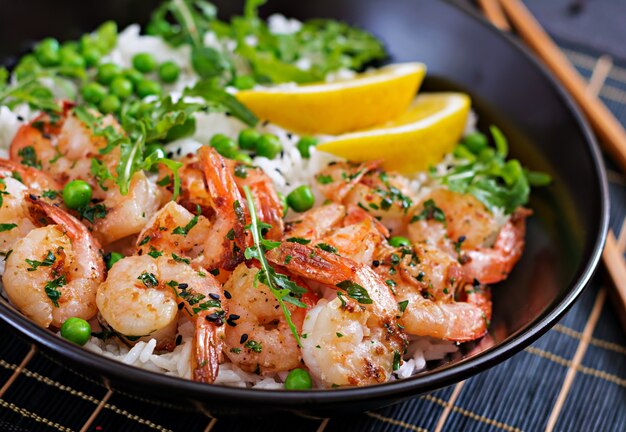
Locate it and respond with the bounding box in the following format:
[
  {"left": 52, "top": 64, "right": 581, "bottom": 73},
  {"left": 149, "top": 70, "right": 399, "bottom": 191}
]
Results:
[
  {"left": 242, "top": 185, "right": 307, "bottom": 346},
  {"left": 184, "top": 80, "right": 257, "bottom": 126},
  {"left": 336, "top": 280, "right": 373, "bottom": 304},
  {"left": 435, "top": 126, "right": 551, "bottom": 214}
]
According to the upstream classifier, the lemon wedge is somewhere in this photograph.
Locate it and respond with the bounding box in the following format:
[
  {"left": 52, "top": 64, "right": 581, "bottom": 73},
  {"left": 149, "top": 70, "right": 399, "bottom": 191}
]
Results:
[
  {"left": 236, "top": 63, "right": 426, "bottom": 135},
  {"left": 316, "top": 93, "right": 471, "bottom": 174}
]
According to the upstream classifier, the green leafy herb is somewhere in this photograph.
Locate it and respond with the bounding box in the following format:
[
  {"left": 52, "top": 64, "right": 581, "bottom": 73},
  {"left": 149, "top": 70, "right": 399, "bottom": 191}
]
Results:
[
  {"left": 244, "top": 339, "right": 262, "bottom": 353},
  {"left": 17, "top": 146, "right": 41, "bottom": 169},
  {"left": 286, "top": 237, "right": 311, "bottom": 245},
  {"left": 315, "top": 243, "right": 337, "bottom": 254},
  {"left": 173, "top": 214, "right": 199, "bottom": 235},
  {"left": 172, "top": 253, "right": 191, "bottom": 264},
  {"left": 316, "top": 174, "right": 333, "bottom": 184},
  {"left": 41, "top": 190, "right": 59, "bottom": 199},
  {"left": 25, "top": 250, "right": 56, "bottom": 271},
  {"left": 242, "top": 185, "right": 307, "bottom": 346},
  {"left": 398, "top": 300, "right": 409, "bottom": 313},
  {"left": 138, "top": 271, "right": 158, "bottom": 288},
  {"left": 45, "top": 275, "right": 66, "bottom": 307},
  {"left": 435, "top": 126, "right": 551, "bottom": 214},
  {"left": 147, "top": 247, "right": 163, "bottom": 258},
  {"left": 0, "top": 223, "right": 17, "bottom": 232},
  {"left": 77, "top": 203, "right": 107, "bottom": 224},
  {"left": 392, "top": 350, "right": 401, "bottom": 371},
  {"left": 336, "top": 280, "right": 373, "bottom": 304},
  {"left": 410, "top": 199, "right": 446, "bottom": 223}
]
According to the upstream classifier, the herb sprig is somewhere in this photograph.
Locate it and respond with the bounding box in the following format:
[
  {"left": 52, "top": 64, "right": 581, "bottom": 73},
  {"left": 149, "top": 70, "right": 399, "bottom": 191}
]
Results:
[
  {"left": 434, "top": 126, "right": 551, "bottom": 214},
  {"left": 242, "top": 185, "right": 307, "bottom": 345}
]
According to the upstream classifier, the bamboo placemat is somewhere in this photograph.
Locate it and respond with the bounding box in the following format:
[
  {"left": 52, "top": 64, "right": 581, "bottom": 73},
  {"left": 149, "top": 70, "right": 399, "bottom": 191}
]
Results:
[{"left": 0, "top": 12, "right": 625, "bottom": 432}]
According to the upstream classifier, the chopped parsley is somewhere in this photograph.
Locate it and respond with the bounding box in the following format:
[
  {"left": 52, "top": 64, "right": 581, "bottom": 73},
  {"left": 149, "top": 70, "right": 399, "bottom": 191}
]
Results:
[
  {"left": 286, "top": 237, "right": 311, "bottom": 245},
  {"left": 171, "top": 253, "right": 190, "bottom": 264},
  {"left": 336, "top": 280, "right": 373, "bottom": 304},
  {"left": 316, "top": 174, "right": 333, "bottom": 184},
  {"left": 137, "top": 272, "right": 158, "bottom": 288},
  {"left": 410, "top": 199, "right": 446, "bottom": 224},
  {"left": 45, "top": 275, "right": 66, "bottom": 307},
  {"left": 0, "top": 223, "right": 17, "bottom": 232},
  {"left": 315, "top": 243, "right": 337, "bottom": 254},
  {"left": 25, "top": 250, "right": 56, "bottom": 271},
  {"left": 17, "top": 146, "right": 41, "bottom": 169},
  {"left": 244, "top": 339, "right": 262, "bottom": 353}
]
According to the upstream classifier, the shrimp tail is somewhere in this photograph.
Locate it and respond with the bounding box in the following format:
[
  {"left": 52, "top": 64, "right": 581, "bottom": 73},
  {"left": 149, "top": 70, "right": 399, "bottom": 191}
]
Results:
[
  {"left": 191, "top": 316, "right": 223, "bottom": 383},
  {"left": 266, "top": 242, "right": 355, "bottom": 286},
  {"left": 199, "top": 146, "right": 248, "bottom": 270}
]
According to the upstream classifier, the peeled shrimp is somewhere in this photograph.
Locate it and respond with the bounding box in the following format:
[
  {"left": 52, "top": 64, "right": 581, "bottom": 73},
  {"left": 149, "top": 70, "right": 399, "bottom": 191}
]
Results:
[
  {"left": 408, "top": 188, "right": 529, "bottom": 284},
  {"left": 3, "top": 196, "right": 105, "bottom": 328},
  {"left": 222, "top": 263, "right": 312, "bottom": 374},
  {"left": 96, "top": 254, "right": 225, "bottom": 383},
  {"left": 267, "top": 242, "right": 407, "bottom": 387}
]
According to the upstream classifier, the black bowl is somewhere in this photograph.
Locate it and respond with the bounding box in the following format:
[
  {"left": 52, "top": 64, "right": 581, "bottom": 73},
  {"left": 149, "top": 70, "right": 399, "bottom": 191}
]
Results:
[{"left": 0, "top": 0, "right": 608, "bottom": 416}]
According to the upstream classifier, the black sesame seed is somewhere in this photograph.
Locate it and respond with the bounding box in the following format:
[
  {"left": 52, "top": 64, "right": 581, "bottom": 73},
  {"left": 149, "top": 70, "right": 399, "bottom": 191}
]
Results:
[
  {"left": 240, "top": 334, "right": 249, "bottom": 344},
  {"left": 176, "top": 148, "right": 182, "bottom": 155},
  {"left": 175, "top": 335, "right": 182, "bottom": 346},
  {"left": 224, "top": 290, "right": 232, "bottom": 299},
  {"left": 42, "top": 133, "right": 52, "bottom": 140},
  {"left": 372, "top": 260, "right": 380, "bottom": 268},
  {"left": 209, "top": 293, "right": 220, "bottom": 300},
  {"left": 206, "top": 312, "right": 220, "bottom": 321},
  {"left": 177, "top": 302, "right": 184, "bottom": 310},
  {"left": 17, "top": 115, "right": 24, "bottom": 121},
  {"left": 286, "top": 133, "right": 293, "bottom": 139},
  {"left": 166, "top": 152, "right": 174, "bottom": 158},
  {"left": 458, "top": 235, "right": 466, "bottom": 243},
  {"left": 473, "top": 278, "right": 480, "bottom": 287},
  {"left": 178, "top": 283, "right": 189, "bottom": 290},
  {"left": 229, "top": 314, "right": 240, "bottom": 321},
  {"left": 226, "top": 320, "right": 237, "bottom": 327}
]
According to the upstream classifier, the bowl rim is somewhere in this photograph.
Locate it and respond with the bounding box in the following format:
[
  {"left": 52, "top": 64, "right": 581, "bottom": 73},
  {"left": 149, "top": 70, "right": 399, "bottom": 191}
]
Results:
[{"left": 0, "top": 0, "right": 609, "bottom": 406}]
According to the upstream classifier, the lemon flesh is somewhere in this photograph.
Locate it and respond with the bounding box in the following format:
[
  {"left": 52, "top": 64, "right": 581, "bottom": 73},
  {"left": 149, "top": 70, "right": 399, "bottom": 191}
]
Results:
[
  {"left": 236, "top": 63, "right": 426, "bottom": 135},
  {"left": 317, "top": 93, "right": 471, "bottom": 174}
]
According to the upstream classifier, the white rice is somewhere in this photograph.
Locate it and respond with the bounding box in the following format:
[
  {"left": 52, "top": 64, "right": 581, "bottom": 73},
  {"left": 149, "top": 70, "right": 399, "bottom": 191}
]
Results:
[{"left": 0, "top": 21, "right": 479, "bottom": 390}]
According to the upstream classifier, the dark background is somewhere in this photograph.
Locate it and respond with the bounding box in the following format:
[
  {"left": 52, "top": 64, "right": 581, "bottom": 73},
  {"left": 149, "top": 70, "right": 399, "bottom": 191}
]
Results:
[{"left": 1, "top": 0, "right": 626, "bottom": 61}]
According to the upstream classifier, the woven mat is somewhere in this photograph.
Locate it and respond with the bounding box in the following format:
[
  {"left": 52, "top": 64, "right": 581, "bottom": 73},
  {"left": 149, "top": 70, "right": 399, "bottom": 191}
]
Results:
[{"left": 1, "top": 5, "right": 626, "bottom": 432}]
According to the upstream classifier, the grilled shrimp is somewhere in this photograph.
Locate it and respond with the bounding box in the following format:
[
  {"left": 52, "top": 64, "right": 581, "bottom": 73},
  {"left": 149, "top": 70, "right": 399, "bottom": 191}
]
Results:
[
  {"left": 9, "top": 106, "right": 162, "bottom": 246},
  {"left": 407, "top": 188, "right": 529, "bottom": 284},
  {"left": 0, "top": 158, "right": 62, "bottom": 194},
  {"left": 0, "top": 177, "right": 37, "bottom": 256},
  {"left": 222, "top": 264, "right": 314, "bottom": 374},
  {"left": 96, "top": 254, "right": 225, "bottom": 383},
  {"left": 267, "top": 242, "right": 407, "bottom": 387},
  {"left": 375, "top": 243, "right": 490, "bottom": 342},
  {"left": 89, "top": 171, "right": 162, "bottom": 246},
  {"left": 9, "top": 104, "right": 120, "bottom": 197},
  {"left": 2, "top": 196, "right": 105, "bottom": 328},
  {"left": 316, "top": 161, "right": 417, "bottom": 234}
]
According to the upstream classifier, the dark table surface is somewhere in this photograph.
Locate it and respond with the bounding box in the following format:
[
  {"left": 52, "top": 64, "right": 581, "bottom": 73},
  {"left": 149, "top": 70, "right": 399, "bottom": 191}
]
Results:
[{"left": 0, "top": 1, "right": 625, "bottom": 431}]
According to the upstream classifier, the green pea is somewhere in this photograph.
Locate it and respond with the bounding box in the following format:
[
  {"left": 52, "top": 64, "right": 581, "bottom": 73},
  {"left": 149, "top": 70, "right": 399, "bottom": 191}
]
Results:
[
  {"left": 210, "top": 134, "right": 238, "bottom": 158},
  {"left": 60, "top": 47, "right": 86, "bottom": 69},
  {"left": 34, "top": 38, "right": 60, "bottom": 67},
  {"left": 287, "top": 185, "right": 315, "bottom": 213},
  {"left": 389, "top": 236, "right": 411, "bottom": 247},
  {"left": 63, "top": 180, "right": 92, "bottom": 209},
  {"left": 106, "top": 252, "right": 124, "bottom": 270},
  {"left": 110, "top": 77, "right": 133, "bottom": 99},
  {"left": 136, "top": 79, "right": 162, "bottom": 98},
  {"left": 97, "top": 63, "right": 121, "bottom": 85},
  {"left": 238, "top": 128, "right": 261, "bottom": 151},
  {"left": 462, "top": 132, "right": 488, "bottom": 155},
  {"left": 255, "top": 134, "right": 282, "bottom": 159},
  {"left": 82, "top": 47, "right": 101, "bottom": 67},
  {"left": 284, "top": 368, "right": 312, "bottom": 390},
  {"left": 132, "top": 52, "right": 158, "bottom": 73},
  {"left": 60, "top": 317, "right": 92, "bottom": 346},
  {"left": 81, "top": 82, "right": 107, "bottom": 104},
  {"left": 296, "top": 136, "right": 319, "bottom": 159},
  {"left": 233, "top": 75, "right": 256, "bottom": 90},
  {"left": 144, "top": 143, "right": 165, "bottom": 160},
  {"left": 123, "top": 68, "right": 144, "bottom": 86},
  {"left": 99, "top": 95, "right": 121, "bottom": 114},
  {"left": 158, "top": 61, "right": 180, "bottom": 83},
  {"left": 232, "top": 152, "right": 253, "bottom": 164}
]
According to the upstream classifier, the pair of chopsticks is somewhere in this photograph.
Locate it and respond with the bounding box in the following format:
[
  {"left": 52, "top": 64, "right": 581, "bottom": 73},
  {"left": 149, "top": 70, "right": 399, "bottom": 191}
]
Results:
[{"left": 477, "top": 0, "right": 626, "bottom": 330}]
